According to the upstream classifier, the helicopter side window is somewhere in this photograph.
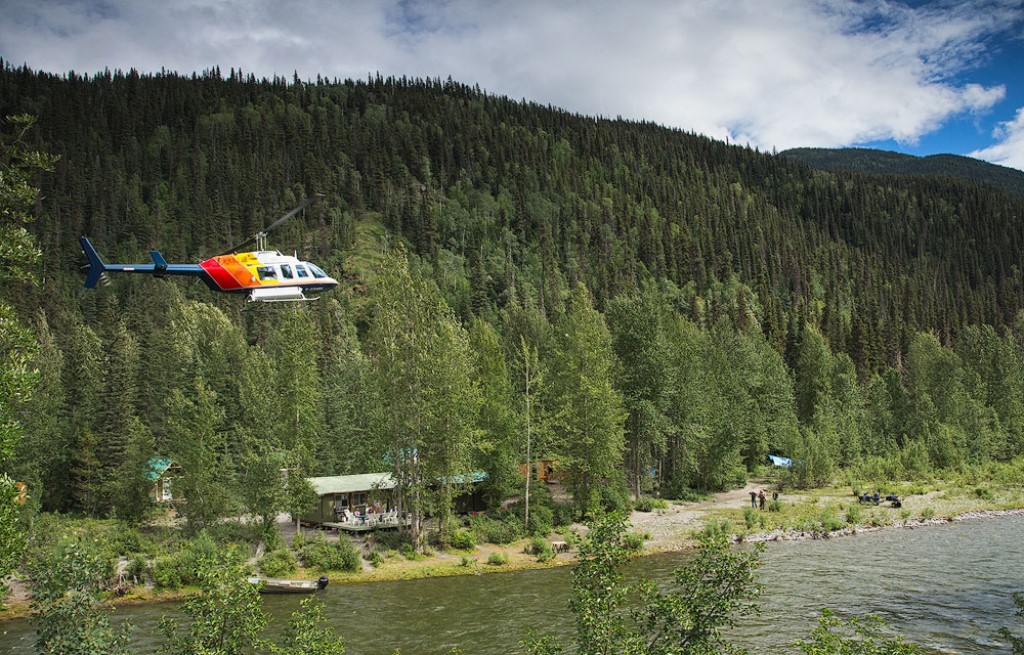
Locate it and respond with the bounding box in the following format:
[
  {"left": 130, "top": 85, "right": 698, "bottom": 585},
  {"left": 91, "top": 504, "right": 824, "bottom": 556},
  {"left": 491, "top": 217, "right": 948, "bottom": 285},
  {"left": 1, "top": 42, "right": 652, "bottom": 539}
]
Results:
[
  {"left": 256, "top": 266, "right": 277, "bottom": 281},
  {"left": 295, "top": 265, "right": 310, "bottom": 278},
  {"left": 280, "top": 264, "right": 293, "bottom": 279},
  {"left": 307, "top": 263, "right": 328, "bottom": 279}
]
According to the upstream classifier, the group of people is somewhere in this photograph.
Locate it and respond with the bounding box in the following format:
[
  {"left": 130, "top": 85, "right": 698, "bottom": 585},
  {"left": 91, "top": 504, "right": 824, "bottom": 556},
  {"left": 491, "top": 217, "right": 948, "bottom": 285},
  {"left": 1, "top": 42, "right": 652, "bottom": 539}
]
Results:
[{"left": 749, "top": 488, "right": 779, "bottom": 510}]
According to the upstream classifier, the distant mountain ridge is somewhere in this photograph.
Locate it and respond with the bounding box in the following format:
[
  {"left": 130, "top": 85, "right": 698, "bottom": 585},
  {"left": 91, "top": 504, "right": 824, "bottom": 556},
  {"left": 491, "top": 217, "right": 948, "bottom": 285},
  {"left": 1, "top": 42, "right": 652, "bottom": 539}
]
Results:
[{"left": 778, "top": 147, "right": 1024, "bottom": 198}]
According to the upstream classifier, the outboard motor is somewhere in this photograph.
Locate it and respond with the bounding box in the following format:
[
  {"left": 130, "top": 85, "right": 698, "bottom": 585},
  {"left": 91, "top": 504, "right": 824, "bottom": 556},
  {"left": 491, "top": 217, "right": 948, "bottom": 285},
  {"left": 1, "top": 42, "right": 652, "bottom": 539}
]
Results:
[{"left": 317, "top": 576, "right": 329, "bottom": 590}]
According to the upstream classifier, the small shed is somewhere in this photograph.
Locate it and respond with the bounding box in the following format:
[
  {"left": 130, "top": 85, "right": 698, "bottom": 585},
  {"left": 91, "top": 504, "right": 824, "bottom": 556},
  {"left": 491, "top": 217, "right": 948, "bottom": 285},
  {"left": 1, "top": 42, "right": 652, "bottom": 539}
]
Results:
[
  {"left": 305, "top": 472, "right": 397, "bottom": 524},
  {"left": 147, "top": 457, "right": 181, "bottom": 503}
]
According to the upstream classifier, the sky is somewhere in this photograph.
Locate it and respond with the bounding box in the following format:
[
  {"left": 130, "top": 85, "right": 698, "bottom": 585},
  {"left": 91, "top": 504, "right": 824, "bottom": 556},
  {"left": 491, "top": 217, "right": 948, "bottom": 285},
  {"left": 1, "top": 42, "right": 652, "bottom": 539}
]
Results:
[{"left": 2, "top": 0, "right": 1023, "bottom": 172}]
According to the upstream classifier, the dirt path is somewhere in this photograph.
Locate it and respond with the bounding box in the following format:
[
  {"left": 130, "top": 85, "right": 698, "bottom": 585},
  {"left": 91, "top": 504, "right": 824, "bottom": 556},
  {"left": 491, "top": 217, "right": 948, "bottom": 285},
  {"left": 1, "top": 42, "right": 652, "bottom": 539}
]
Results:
[{"left": 628, "top": 481, "right": 770, "bottom": 549}]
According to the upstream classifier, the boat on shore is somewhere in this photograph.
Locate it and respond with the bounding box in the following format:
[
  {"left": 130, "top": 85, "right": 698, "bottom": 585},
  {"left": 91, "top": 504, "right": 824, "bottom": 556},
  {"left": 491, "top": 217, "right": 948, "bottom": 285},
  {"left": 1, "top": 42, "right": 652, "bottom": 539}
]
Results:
[{"left": 248, "top": 575, "right": 329, "bottom": 594}]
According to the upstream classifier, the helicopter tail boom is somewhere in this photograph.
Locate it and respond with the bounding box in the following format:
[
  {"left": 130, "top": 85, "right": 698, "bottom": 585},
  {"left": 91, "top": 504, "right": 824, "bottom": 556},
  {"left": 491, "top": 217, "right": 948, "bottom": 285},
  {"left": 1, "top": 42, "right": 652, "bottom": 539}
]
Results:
[{"left": 80, "top": 237, "right": 107, "bottom": 288}]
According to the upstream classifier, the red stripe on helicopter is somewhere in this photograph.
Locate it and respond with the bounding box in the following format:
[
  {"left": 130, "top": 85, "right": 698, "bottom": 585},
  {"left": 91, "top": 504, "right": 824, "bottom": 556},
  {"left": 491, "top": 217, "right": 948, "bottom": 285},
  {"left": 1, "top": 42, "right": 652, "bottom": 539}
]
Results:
[{"left": 200, "top": 258, "right": 245, "bottom": 291}]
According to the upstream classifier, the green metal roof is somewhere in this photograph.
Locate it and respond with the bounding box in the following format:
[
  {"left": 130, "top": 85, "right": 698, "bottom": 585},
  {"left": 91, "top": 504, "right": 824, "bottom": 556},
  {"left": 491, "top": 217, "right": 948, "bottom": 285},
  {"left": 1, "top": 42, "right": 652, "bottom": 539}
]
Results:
[
  {"left": 308, "top": 473, "right": 396, "bottom": 496},
  {"left": 146, "top": 457, "right": 174, "bottom": 482}
]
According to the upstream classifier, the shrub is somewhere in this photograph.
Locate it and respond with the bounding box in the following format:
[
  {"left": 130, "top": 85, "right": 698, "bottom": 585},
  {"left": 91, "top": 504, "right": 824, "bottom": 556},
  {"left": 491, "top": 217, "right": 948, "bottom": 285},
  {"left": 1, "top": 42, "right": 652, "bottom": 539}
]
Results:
[
  {"left": 698, "top": 517, "right": 731, "bottom": 541},
  {"left": 301, "top": 535, "right": 361, "bottom": 572},
  {"left": 921, "top": 507, "right": 936, "bottom": 520},
  {"left": 487, "top": 551, "right": 509, "bottom": 566},
  {"left": 366, "top": 551, "right": 384, "bottom": 568},
  {"left": 151, "top": 555, "right": 184, "bottom": 590},
  {"left": 634, "top": 496, "right": 654, "bottom": 512},
  {"left": 975, "top": 486, "right": 994, "bottom": 501},
  {"left": 470, "top": 514, "right": 522, "bottom": 545},
  {"left": 371, "top": 529, "right": 412, "bottom": 552},
  {"left": 821, "top": 510, "right": 845, "bottom": 532},
  {"left": 527, "top": 504, "right": 554, "bottom": 537},
  {"left": 622, "top": 532, "right": 646, "bottom": 552},
  {"left": 845, "top": 504, "right": 862, "bottom": 526},
  {"left": 552, "top": 503, "right": 577, "bottom": 527},
  {"left": 259, "top": 549, "right": 298, "bottom": 578},
  {"left": 524, "top": 536, "right": 552, "bottom": 558},
  {"left": 744, "top": 507, "right": 763, "bottom": 530},
  {"left": 651, "top": 498, "right": 670, "bottom": 510},
  {"left": 450, "top": 528, "right": 476, "bottom": 551},
  {"left": 600, "top": 482, "right": 632, "bottom": 513},
  {"left": 125, "top": 554, "right": 148, "bottom": 585}
]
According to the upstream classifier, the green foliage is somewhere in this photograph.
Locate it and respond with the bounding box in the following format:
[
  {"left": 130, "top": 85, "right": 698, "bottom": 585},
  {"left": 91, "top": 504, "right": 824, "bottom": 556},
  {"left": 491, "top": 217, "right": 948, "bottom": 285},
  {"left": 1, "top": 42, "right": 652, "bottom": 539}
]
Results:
[
  {"left": 260, "top": 549, "right": 299, "bottom": 578},
  {"left": 744, "top": 507, "right": 765, "bottom": 530},
  {"left": 449, "top": 528, "right": 476, "bottom": 551},
  {"left": 160, "top": 557, "right": 267, "bottom": 655},
  {"left": 151, "top": 555, "right": 185, "bottom": 590},
  {"left": 125, "top": 554, "right": 147, "bottom": 585},
  {"left": 469, "top": 513, "right": 523, "bottom": 545},
  {"left": 528, "top": 503, "right": 554, "bottom": 537},
  {"left": 300, "top": 534, "right": 361, "bottom": 573},
  {"left": 622, "top": 532, "right": 646, "bottom": 552},
  {"left": 264, "top": 597, "right": 346, "bottom": 655},
  {"left": 795, "top": 609, "right": 924, "bottom": 655},
  {"left": 28, "top": 540, "right": 131, "bottom": 655},
  {"left": 486, "top": 551, "right": 509, "bottom": 566}
]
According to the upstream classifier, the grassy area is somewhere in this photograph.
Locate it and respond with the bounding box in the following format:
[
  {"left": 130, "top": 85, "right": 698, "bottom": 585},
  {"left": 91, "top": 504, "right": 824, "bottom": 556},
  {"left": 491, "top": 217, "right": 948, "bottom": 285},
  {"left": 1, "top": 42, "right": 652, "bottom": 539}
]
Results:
[{"left": 700, "top": 478, "right": 1024, "bottom": 542}]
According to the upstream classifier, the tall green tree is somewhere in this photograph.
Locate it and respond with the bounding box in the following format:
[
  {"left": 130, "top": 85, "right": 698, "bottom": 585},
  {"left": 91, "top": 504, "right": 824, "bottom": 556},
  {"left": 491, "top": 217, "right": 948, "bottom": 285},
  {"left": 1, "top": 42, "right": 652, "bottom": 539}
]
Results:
[
  {"left": 367, "top": 247, "right": 480, "bottom": 549},
  {"left": 548, "top": 283, "right": 626, "bottom": 516}
]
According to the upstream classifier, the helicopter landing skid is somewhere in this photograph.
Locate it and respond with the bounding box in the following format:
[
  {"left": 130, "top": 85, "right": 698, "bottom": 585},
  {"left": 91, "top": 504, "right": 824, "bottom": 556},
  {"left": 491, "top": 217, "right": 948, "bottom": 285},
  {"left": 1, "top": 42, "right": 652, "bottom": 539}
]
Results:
[{"left": 242, "top": 296, "right": 320, "bottom": 311}]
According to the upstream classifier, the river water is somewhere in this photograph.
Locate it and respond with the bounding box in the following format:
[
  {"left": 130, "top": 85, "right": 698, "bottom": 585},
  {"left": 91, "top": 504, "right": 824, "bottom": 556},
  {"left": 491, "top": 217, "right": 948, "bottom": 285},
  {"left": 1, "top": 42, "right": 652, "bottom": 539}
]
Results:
[{"left": 2, "top": 514, "right": 1022, "bottom": 654}]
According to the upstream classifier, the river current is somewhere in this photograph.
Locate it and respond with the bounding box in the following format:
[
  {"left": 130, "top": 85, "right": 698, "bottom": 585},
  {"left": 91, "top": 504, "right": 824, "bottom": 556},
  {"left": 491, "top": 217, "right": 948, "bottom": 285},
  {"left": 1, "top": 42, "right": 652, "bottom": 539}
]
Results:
[{"left": 2, "top": 513, "right": 1021, "bottom": 654}]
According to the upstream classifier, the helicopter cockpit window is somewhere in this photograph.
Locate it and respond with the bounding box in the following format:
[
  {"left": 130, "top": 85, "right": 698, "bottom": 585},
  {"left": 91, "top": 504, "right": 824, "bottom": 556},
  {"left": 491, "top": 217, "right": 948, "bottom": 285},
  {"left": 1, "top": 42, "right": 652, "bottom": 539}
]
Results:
[
  {"left": 256, "top": 266, "right": 277, "bottom": 281},
  {"left": 295, "top": 265, "right": 310, "bottom": 278},
  {"left": 280, "top": 264, "right": 294, "bottom": 279},
  {"left": 307, "top": 263, "right": 328, "bottom": 279}
]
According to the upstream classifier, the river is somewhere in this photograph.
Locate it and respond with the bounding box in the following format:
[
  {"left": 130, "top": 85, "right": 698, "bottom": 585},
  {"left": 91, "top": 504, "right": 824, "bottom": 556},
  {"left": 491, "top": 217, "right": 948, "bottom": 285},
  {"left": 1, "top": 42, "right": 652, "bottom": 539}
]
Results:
[{"left": 2, "top": 513, "right": 1022, "bottom": 654}]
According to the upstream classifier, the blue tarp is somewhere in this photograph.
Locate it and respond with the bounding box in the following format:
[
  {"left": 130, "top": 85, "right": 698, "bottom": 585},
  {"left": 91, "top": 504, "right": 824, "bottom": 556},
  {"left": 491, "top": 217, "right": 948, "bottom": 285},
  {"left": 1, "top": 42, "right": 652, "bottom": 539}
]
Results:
[{"left": 767, "top": 454, "right": 793, "bottom": 468}]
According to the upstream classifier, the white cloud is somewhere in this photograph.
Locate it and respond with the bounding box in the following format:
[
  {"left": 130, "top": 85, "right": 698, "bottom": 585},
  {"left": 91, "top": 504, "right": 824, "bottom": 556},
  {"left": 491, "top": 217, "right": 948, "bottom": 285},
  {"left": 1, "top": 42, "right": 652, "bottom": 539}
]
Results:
[
  {"left": 0, "top": 0, "right": 1020, "bottom": 151},
  {"left": 970, "top": 107, "right": 1024, "bottom": 171}
]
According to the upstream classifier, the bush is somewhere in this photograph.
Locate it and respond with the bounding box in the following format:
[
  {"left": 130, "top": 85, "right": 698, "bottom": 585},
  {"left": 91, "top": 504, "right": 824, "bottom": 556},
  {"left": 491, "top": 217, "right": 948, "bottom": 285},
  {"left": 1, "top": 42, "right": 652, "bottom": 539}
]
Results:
[
  {"left": 125, "top": 554, "right": 148, "bottom": 585},
  {"left": 845, "top": 504, "right": 862, "bottom": 526},
  {"left": 151, "top": 555, "right": 184, "bottom": 590},
  {"left": 744, "top": 507, "right": 764, "bottom": 530},
  {"left": 651, "top": 498, "right": 670, "bottom": 510},
  {"left": 470, "top": 514, "right": 522, "bottom": 545},
  {"left": 974, "top": 486, "right": 994, "bottom": 500},
  {"left": 371, "top": 529, "right": 412, "bottom": 552},
  {"left": 450, "top": 528, "right": 476, "bottom": 551},
  {"left": 366, "top": 551, "right": 384, "bottom": 568},
  {"left": 622, "top": 532, "right": 646, "bottom": 552},
  {"left": 259, "top": 549, "right": 297, "bottom": 578},
  {"left": 921, "top": 507, "right": 936, "bottom": 520},
  {"left": 600, "top": 482, "right": 632, "bottom": 513},
  {"left": 527, "top": 504, "right": 554, "bottom": 537},
  {"left": 634, "top": 496, "right": 654, "bottom": 512},
  {"left": 301, "top": 535, "right": 361, "bottom": 572},
  {"left": 552, "top": 503, "right": 577, "bottom": 527},
  {"left": 820, "top": 510, "right": 845, "bottom": 532},
  {"left": 767, "top": 499, "right": 782, "bottom": 513},
  {"left": 698, "top": 517, "right": 731, "bottom": 541},
  {"left": 487, "top": 551, "right": 509, "bottom": 566},
  {"left": 524, "top": 536, "right": 553, "bottom": 558}
]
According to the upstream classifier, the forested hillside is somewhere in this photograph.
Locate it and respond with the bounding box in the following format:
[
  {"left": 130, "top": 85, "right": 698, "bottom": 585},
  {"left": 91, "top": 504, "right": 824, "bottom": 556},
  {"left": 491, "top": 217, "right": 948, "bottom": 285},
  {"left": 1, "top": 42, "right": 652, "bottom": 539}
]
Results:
[
  {"left": 779, "top": 147, "right": 1024, "bottom": 198},
  {"left": 3, "top": 64, "right": 1024, "bottom": 527}
]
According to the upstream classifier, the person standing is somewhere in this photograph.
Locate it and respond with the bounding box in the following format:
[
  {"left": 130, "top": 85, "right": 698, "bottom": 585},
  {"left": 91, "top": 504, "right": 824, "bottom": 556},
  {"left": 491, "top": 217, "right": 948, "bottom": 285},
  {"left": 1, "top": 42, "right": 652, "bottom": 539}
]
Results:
[
  {"left": 749, "top": 490, "right": 758, "bottom": 508},
  {"left": 758, "top": 489, "right": 766, "bottom": 510}
]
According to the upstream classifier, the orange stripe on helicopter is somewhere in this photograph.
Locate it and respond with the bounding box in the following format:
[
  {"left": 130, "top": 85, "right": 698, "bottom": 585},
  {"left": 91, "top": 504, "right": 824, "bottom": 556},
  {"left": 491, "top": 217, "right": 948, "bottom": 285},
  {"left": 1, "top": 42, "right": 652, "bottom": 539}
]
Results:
[{"left": 200, "top": 256, "right": 250, "bottom": 290}]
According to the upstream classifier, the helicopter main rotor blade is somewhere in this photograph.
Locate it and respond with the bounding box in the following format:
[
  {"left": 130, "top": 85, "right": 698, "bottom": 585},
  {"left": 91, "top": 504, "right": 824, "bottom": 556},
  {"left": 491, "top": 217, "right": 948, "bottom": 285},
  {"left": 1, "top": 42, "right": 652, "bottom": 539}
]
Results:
[{"left": 217, "top": 194, "right": 322, "bottom": 256}]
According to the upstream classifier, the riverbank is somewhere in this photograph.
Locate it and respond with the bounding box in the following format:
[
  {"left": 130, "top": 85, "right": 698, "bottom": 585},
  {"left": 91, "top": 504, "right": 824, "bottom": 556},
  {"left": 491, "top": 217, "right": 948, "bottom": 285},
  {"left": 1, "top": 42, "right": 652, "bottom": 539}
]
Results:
[{"left": 3, "top": 477, "right": 1022, "bottom": 621}]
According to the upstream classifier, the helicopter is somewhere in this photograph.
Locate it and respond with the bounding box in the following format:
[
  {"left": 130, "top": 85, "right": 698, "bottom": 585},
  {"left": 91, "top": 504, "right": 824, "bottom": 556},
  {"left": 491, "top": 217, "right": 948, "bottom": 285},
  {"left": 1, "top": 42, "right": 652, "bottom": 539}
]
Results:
[{"left": 79, "top": 195, "right": 338, "bottom": 305}]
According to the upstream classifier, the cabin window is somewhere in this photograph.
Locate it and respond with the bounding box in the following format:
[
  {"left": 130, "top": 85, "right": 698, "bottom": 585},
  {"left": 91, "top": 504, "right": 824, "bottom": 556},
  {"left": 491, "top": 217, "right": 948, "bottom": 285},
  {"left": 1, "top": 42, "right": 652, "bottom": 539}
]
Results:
[
  {"left": 280, "top": 264, "right": 294, "bottom": 279},
  {"left": 307, "top": 263, "right": 328, "bottom": 279},
  {"left": 295, "top": 265, "right": 309, "bottom": 278},
  {"left": 257, "top": 266, "right": 277, "bottom": 280}
]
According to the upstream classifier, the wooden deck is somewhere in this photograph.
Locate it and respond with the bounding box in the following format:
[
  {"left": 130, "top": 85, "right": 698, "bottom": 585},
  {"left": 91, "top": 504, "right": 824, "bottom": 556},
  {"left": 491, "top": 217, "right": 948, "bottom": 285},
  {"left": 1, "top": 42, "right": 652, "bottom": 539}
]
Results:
[{"left": 323, "top": 516, "right": 412, "bottom": 533}]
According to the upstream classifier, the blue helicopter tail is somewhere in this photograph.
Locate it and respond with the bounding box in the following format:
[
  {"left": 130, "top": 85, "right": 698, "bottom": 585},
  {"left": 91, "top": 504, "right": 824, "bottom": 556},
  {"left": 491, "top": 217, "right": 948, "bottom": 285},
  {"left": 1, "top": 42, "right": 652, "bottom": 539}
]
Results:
[{"left": 79, "top": 237, "right": 107, "bottom": 288}]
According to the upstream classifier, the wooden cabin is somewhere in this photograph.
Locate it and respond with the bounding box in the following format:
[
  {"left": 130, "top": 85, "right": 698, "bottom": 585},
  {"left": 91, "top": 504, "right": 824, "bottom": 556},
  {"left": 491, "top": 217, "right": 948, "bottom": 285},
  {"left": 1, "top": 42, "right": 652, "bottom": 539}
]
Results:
[
  {"left": 517, "top": 458, "right": 560, "bottom": 483},
  {"left": 304, "top": 473, "right": 397, "bottom": 524},
  {"left": 146, "top": 457, "right": 182, "bottom": 503}
]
